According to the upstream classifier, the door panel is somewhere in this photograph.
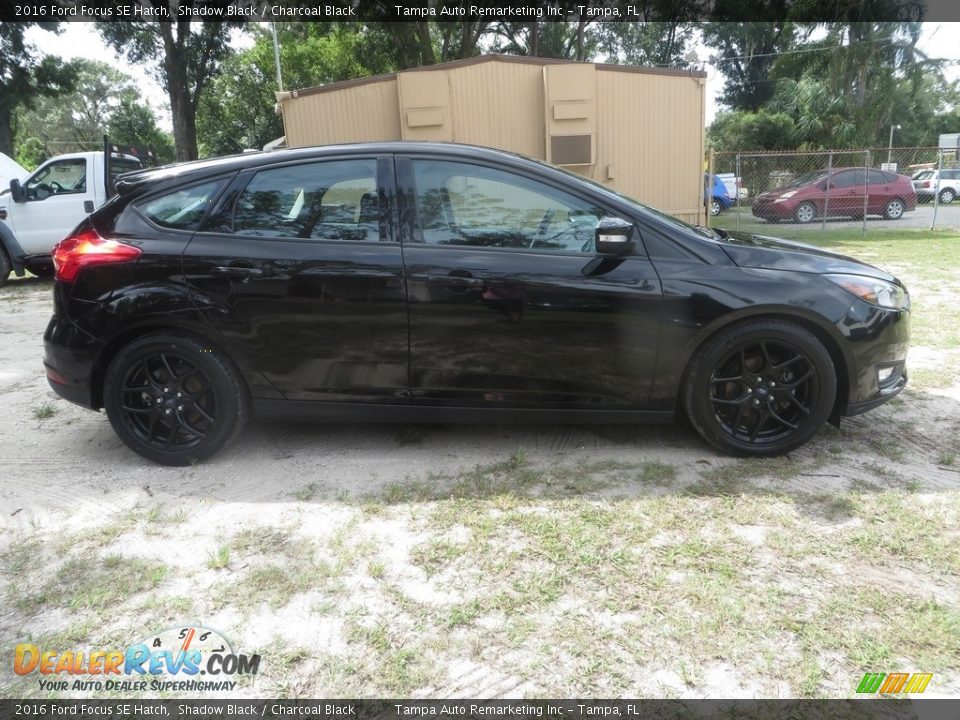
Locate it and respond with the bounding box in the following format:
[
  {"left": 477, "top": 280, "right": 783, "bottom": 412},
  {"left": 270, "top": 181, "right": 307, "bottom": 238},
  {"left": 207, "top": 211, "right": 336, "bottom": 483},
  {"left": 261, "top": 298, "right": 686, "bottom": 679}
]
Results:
[
  {"left": 826, "top": 169, "right": 865, "bottom": 217},
  {"left": 15, "top": 158, "right": 92, "bottom": 254},
  {"left": 182, "top": 156, "right": 409, "bottom": 402},
  {"left": 404, "top": 246, "right": 661, "bottom": 407},
  {"left": 399, "top": 157, "right": 662, "bottom": 408}
]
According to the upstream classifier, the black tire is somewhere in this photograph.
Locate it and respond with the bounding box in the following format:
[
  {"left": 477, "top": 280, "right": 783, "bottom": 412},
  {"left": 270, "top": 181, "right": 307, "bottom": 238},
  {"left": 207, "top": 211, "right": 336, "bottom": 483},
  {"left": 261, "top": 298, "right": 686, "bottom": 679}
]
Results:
[
  {"left": 709, "top": 199, "right": 722, "bottom": 217},
  {"left": 103, "top": 332, "right": 248, "bottom": 466},
  {"left": 793, "top": 202, "right": 817, "bottom": 224},
  {"left": 0, "top": 250, "right": 10, "bottom": 288},
  {"left": 938, "top": 188, "right": 956, "bottom": 204},
  {"left": 683, "top": 320, "right": 836, "bottom": 457},
  {"left": 883, "top": 198, "right": 905, "bottom": 220}
]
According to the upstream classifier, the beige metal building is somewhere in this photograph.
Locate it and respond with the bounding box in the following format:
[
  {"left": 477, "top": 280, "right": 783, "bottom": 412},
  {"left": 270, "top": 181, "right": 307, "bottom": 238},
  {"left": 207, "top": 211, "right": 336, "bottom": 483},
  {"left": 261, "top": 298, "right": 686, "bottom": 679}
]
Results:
[{"left": 277, "top": 54, "right": 707, "bottom": 223}]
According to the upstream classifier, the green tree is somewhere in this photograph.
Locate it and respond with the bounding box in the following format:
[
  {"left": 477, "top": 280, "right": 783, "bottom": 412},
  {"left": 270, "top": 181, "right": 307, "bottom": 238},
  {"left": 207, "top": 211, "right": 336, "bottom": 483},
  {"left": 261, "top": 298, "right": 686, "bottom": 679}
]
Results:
[
  {"left": 16, "top": 58, "right": 173, "bottom": 163},
  {"left": 108, "top": 97, "right": 175, "bottom": 163},
  {"left": 769, "top": 22, "right": 946, "bottom": 147},
  {"left": 98, "top": 13, "right": 243, "bottom": 161},
  {"left": 0, "top": 22, "right": 76, "bottom": 156},
  {"left": 702, "top": 19, "right": 811, "bottom": 112},
  {"left": 196, "top": 23, "right": 397, "bottom": 157},
  {"left": 708, "top": 109, "right": 798, "bottom": 151}
]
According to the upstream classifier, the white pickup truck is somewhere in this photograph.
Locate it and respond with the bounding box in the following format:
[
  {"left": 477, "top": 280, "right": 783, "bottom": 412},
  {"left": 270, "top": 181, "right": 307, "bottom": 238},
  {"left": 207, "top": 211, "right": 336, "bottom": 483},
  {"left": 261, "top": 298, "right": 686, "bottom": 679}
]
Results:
[{"left": 0, "top": 141, "right": 151, "bottom": 286}]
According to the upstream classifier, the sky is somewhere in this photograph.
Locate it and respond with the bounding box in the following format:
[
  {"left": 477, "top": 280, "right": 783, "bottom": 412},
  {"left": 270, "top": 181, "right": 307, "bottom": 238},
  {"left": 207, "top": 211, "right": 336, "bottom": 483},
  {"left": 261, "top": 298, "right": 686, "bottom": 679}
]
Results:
[{"left": 25, "top": 21, "right": 960, "bottom": 135}]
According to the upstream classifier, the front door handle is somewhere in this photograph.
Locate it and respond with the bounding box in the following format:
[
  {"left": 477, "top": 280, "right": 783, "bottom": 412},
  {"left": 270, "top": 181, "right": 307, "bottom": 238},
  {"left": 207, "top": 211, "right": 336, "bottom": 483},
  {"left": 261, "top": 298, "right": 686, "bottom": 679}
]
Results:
[
  {"left": 427, "top": 274, "right": 483, "bottom": 288},
  {"left": 211, "top": 266, "right": 264, "bottom": 278}
]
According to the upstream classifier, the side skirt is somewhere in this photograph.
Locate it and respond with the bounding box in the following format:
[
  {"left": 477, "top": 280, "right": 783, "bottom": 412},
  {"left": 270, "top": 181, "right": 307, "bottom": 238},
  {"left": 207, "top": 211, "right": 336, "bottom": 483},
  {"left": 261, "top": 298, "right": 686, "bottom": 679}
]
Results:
[{"left": 252, "top": 399, "right": 674, "bottom": 425}]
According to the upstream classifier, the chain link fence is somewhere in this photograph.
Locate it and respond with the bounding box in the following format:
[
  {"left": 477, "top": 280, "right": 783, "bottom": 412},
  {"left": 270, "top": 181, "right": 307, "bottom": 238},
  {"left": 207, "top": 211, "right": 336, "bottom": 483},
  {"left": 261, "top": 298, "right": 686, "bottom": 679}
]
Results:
[{"left": 706, "top": 147, "right": 960, "bottom": 233}]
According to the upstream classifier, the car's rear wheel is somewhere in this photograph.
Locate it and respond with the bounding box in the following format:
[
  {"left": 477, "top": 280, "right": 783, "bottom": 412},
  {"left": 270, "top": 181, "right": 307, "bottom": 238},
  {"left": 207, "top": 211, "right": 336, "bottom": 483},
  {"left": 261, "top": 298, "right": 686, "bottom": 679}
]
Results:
[
  {"left": 103, "top": 332, "right": 248, "bottom": 466},
  {"left": 939, "top": 188, "right": 956, "bottom": 204},
  {"left": 684, "top": 320, "right": 836, "bottom": 457},
  {"left": 883, "top": 198, "right": 905, "bottom": 220},
  {"left": 793, "top": 202, "right": 816, "bottom": 224},
  {"left": 710, "top": 199, "right": 722, "bottom": 216}
]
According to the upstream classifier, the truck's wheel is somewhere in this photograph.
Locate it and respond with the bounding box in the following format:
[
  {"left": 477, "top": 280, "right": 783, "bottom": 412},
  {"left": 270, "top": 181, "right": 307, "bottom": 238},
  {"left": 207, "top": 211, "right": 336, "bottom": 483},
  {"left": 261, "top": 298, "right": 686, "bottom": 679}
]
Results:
[{"left": 0, "top": 250, "right": 11, "bottom": 288}]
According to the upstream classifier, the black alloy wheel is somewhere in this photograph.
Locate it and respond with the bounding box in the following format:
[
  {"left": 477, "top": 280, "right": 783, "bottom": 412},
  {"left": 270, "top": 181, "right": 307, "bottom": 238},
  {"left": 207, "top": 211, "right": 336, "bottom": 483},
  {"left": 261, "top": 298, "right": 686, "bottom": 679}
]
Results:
[
  {"left": 685, "top": 320, "right": 836, "bottom": 456},
  {"left": 104, "top": 333, "right": 248, "bottom": 465}
]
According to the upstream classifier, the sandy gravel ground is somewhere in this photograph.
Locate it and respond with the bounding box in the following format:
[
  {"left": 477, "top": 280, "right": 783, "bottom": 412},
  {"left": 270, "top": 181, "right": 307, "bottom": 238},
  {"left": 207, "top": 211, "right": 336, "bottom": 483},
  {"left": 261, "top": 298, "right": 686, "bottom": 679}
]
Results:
[{"left": 1, "top": 275, "right": 958, "bottom": 700}]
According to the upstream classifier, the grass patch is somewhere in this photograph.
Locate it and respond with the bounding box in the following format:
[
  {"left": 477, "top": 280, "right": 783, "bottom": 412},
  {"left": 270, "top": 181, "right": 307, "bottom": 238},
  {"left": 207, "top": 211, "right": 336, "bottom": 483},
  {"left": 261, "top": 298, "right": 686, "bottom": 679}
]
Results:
[
  {"left": 11, "top": 555, "right": 168, "bottom": 614},
  {"left": 33, "top": 403, "right": 57, "bottom": 420},
  {"left": 206, "top": 544, "right": 230, "bottom": 570}
]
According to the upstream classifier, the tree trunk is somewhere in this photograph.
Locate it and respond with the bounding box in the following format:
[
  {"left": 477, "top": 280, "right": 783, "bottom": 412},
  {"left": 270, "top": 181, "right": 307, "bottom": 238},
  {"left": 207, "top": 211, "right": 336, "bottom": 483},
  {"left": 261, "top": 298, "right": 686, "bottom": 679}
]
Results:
[
  {"left": 161, "top": 21, "right": 198, "bottom": 161},
  {"left": 530, "top": 21, "right": 539, "bottom": 57}
]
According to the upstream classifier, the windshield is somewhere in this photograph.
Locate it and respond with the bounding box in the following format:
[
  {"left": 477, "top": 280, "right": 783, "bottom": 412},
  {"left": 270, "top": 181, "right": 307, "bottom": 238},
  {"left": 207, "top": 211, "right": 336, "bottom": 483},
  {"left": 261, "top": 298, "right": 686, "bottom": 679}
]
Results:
[{"left": 548, "top": 163, "right": 719, "bottom": 239}]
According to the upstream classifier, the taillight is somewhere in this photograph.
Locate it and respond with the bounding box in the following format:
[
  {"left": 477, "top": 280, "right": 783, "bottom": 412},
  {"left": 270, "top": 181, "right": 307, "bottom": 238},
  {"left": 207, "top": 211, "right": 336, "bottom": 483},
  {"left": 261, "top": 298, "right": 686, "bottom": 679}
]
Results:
[
  {"left": 52, "top": 229, "right": 141, "bottom": 282},
  {"left": 921, "top": 181, "right": 930, "bottom": 188}
]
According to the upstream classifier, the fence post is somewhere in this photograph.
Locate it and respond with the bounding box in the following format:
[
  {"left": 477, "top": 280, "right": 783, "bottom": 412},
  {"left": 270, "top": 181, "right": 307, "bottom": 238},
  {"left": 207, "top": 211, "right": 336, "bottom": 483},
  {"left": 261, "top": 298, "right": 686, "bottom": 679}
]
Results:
[
  {"left": 706, "top": 148, "right": 716, "bottom": 228},
  {"left": 862, "top": 150, "right": 869, "bottom": 234},
  {"left": 931, "top": 148, "right": 943, "bottom": 231},
  {"left": 735, "top": 153, "right": 742, "bottom": 231},
  {"left": 823, "top": 152, "right": 833, "bottom": 231}
]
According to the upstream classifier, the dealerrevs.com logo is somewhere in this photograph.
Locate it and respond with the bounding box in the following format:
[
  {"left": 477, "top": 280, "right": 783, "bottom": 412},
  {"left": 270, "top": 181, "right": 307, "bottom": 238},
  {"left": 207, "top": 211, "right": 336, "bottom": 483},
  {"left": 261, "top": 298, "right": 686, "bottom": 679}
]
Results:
[{"left": 14, "top": 625, "right": 260, "bottom": 692}]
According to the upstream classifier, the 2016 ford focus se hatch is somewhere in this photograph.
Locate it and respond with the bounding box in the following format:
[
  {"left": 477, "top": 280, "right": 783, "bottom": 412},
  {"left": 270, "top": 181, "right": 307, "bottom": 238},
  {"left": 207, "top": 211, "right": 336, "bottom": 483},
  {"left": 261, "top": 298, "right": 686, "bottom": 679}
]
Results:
[{"left": 43, "top": 143, "right": 909, "bottom": 465}]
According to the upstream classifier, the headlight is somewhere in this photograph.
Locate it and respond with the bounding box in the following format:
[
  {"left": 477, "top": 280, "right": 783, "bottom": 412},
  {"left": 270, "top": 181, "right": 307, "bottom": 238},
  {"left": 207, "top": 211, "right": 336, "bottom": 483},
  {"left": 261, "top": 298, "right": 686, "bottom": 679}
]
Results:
[
  {"left": 773, "top": 191, "right": 797, "bottom": 202},
  {"left": 825, "top": 274, "right": 909, "bottom": 310}
]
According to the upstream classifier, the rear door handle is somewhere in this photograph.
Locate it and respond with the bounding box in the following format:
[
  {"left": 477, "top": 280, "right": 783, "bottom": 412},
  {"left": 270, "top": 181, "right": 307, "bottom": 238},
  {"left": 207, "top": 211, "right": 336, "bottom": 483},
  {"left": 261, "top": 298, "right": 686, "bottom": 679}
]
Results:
[{"left": 211, "top": 266, "right": 263, "bottom": 278}]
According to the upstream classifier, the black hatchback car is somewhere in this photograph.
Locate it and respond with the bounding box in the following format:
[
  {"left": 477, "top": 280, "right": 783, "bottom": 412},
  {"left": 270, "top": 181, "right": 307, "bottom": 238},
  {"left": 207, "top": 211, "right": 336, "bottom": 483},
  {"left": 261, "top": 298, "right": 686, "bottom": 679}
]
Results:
[{"left": 44, "top": 143, "right": 909, "bottom": 465}]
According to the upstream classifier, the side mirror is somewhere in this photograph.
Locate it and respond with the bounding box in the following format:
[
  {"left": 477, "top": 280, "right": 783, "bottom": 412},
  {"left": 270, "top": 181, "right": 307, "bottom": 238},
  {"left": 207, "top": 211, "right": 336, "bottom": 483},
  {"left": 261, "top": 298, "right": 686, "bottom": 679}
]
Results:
[
  {"left": 595, "top": 216, "right": 634, "bottom": 256},
  {"left": 9, "top": 179, "right": 25, "bottom": 203}
]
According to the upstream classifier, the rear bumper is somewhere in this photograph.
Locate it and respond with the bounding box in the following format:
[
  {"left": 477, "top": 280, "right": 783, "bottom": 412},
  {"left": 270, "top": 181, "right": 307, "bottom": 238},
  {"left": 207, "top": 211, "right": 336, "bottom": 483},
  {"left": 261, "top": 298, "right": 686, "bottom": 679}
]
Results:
[{"left": 44, "top": 314, "right": 101, "bottom": 410}]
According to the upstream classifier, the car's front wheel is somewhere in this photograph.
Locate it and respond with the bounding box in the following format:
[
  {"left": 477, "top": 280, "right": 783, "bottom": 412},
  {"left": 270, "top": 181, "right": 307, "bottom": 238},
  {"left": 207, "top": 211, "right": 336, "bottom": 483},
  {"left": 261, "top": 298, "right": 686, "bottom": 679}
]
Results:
[
  {"left": 709, "top": 199, "right": 722, "bottom": 216},
  {"left": 684, "top": 320, "right": 836, "bottom": 456},
  {"left": 793, "top": 202, "right": 817, "bottom": 224},
  {"left": 939, "top": 188, "right": 956, "bottom": 204},
  {"left": 103, "top": 332, "right": 248, "bottom": 465}
]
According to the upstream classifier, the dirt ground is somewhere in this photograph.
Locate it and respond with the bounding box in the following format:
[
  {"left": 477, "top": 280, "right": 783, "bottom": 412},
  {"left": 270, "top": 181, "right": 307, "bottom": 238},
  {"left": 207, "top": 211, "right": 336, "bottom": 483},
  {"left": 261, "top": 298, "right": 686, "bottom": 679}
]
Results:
[{"left": 1, "top": 251, "right": 958, "bottom": 699}]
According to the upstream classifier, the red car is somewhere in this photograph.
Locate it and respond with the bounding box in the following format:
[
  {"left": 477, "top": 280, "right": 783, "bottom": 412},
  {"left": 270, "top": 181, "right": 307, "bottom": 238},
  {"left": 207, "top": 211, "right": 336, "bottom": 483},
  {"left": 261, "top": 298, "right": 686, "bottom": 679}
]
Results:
[{"left": 752, "top": 168, "right": 917, "bottom": 224}]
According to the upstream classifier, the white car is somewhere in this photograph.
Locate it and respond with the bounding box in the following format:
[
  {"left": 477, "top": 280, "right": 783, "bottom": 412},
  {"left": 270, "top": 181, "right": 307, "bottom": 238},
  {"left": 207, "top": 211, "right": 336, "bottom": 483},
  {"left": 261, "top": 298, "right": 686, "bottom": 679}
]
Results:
[{"left": 912, "top": 168, "right": 960, "bottom": 204}]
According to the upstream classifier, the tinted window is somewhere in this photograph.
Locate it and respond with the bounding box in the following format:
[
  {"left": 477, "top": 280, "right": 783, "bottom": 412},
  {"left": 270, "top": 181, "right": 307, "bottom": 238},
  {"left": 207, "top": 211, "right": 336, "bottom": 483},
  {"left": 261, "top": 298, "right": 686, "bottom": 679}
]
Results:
[
  {"left": 867, "top": 170, "right": 889, "bottom": 185},
  {"left": 139, "top": 179, "right": 227, "bottom": 230},
  {"left": 831, "top": 170, "right": 864, "bottom": 188},
  {"left": 233, "top": 160, "right": 380, "bottom": 242},
  {"left": 943, "top": 170, "right": 959, "bottom": 180},
  {"left": 27, "top": 159, "right": 86, "bottom": 198},
  {"left": 411, "top": 160, "right": 605, "bottom": 253}
]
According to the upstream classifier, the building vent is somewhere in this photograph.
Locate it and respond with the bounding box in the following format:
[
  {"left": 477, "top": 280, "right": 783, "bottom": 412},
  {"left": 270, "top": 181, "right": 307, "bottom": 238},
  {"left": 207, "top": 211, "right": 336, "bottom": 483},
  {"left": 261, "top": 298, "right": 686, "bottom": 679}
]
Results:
[{"left": 550, "top": 134, "right": 594, "bottom": 166}]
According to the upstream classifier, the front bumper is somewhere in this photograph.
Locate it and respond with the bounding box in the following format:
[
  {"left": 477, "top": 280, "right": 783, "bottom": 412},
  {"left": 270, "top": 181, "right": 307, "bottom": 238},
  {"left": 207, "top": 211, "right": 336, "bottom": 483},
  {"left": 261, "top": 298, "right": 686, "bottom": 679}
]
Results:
[
  {"left": 839, "top": 304, "right": 910, "bottom": 417},
  {"left": 751, "top": 200, "right": 794, "bottom": 220}
]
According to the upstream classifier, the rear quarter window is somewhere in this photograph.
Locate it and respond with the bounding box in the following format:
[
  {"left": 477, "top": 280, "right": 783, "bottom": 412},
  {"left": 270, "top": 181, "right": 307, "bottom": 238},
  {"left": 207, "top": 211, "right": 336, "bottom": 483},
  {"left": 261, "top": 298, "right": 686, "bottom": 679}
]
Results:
[{"left": 138, "top": 179, "right": 228, "bottom": 231}]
